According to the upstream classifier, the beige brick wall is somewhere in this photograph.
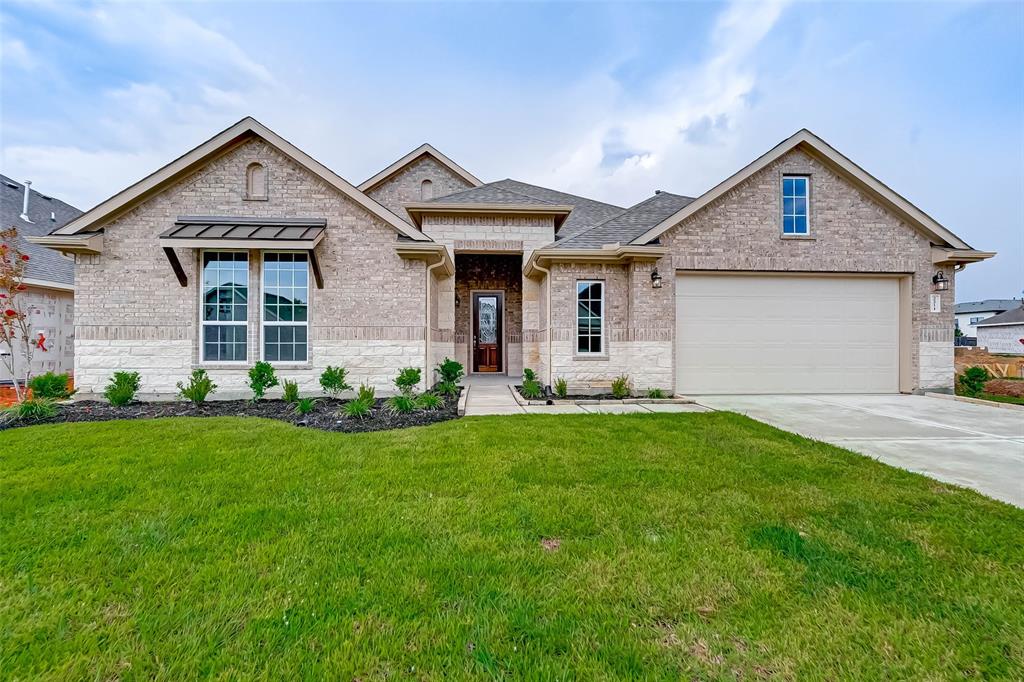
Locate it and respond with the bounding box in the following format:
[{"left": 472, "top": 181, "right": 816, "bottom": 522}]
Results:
[
  {"left": 657, "top": 147, "right": 954, "bottom": 391},
  {"left": 544, "top": 148, "right": 955, "bottom": 393},
  {"left": 74, "top": 138, "right": 430, "bottom": 397},
  {"left": 366, "top": 156, "right": 475, "bottom": 223}
]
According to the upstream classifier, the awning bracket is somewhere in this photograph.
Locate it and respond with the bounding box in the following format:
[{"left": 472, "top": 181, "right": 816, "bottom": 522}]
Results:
[{"left": 163, "top": 247, "right": 188, "bottom": 287}]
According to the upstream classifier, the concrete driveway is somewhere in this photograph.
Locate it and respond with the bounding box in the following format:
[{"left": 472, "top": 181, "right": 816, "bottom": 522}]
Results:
[{"left": 693, "top": 394, "right": 1024, "bottom": 507}]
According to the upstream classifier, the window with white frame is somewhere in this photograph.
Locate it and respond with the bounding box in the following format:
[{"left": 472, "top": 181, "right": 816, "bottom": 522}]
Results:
[
  {"left": 969, "top": 316, "right": 984, "bottom": 325},
  {"left": 263, "top": 252, "right": 309, "bottom": 362},
  {"left": 201, "top": 251, "right": 248, "bottom": 362},
  {"left": 576, "top": 280, "right": 604, "bottom": 354},
  {"left": 782, "top": 175, "right": 809, "bottom": 235}
]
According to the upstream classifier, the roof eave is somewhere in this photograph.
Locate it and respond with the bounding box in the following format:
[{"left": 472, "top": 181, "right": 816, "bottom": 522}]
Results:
[
  {"left": 932, "top": 247, "right": 997, "bottom": 266},
  {"left": 395, "top": 241, "right": 455, "bottom": 277},
  {"left": 405, "top": 203, "right": 574, "bottom": 229},
  {"left": 26, "top": 232, "right": 104, "bottom": 255},
  {"left": 524, "top": 244, "right": 667, "bottom": 279}
]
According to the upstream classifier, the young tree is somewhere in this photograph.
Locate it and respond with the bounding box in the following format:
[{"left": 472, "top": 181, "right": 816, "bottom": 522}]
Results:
[{"left": 0, "top": 227, "right": 43, "bottom": 401}]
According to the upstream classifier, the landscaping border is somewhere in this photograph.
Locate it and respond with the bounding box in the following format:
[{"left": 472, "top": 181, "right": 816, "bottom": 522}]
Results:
[{"left": 509, "top": 384, "right": 695, "bottom": 407}]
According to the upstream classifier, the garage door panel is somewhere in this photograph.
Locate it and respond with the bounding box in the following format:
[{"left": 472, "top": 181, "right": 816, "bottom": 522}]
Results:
[{"left": 676, "top": 274, "right": 900, "bottom": 394}]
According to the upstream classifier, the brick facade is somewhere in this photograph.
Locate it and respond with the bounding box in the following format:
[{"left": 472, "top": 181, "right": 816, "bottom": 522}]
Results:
[
  {"left": 73, "top": 138, "right": 429, "bottom": 397},
  {"left": 367, "top": 156, "right": 475, "bottom": 223}
]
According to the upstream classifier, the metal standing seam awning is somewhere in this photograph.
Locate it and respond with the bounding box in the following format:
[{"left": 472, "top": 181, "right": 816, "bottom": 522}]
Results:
[{"left": 158, "top": 216, "right": 327, "bottom": 288}]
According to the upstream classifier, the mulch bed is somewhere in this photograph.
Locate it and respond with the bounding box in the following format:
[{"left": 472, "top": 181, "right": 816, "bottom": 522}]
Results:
[
  {"left": 0, "top": 395, "right": 460, "bottom": 433},
  {"left": 983, "top": 378, "right": 1024, "bottom": 398}
]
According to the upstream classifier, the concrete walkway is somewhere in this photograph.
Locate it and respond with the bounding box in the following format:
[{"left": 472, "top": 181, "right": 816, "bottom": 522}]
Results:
[
  {"left": 462, "top": 375, "right": 710, "bottom": 416},
  {"left": 694, "top": 394, "right": 1024, "bottom": 508}
]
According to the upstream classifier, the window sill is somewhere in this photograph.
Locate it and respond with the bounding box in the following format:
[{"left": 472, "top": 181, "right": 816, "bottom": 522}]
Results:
[
  {"left": 780, "top": 234, "right": 815, "bottom": 241},
  {"left": 195, "top": 362, "right": 250, "bottom": 370},
  {"left": 572, "top": 354, "right": 610, "bottom": 362},
  {"left": 243, "top": 196, "right": 269, "bottom": 202}
]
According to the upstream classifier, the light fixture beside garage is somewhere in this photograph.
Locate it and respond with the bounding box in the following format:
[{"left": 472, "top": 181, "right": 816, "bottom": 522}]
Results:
[
  {"left": 650, "top": 268, "right": 663, "bottom": 288},
  {"left": 931, "top": 270, "right": 949, "bottom": 291}
]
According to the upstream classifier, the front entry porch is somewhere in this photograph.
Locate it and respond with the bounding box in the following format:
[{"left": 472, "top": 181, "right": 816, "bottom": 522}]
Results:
[{"left": 454, "top": 253, "right": 523, "bottom": 376}]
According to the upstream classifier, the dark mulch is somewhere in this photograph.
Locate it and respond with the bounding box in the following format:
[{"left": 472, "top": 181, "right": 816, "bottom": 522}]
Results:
[{"left": 0, "top": 395, "right": 460, "bottom": 433}]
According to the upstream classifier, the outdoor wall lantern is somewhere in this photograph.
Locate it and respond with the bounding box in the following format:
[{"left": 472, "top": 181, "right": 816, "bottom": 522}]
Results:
[
  {"left": 650, "top": 268, "right": 663, "bottom": 289},
  {"left": 931, "top": 270, "right": 949, "bottom": 292},
  {"left": 455, "top": 292, "right": 462, "bottom": 308}
]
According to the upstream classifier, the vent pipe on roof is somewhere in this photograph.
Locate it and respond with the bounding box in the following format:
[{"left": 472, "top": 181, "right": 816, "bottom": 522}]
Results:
[{"left": 19, "top": 180, "right": 33, "bottom": 223}]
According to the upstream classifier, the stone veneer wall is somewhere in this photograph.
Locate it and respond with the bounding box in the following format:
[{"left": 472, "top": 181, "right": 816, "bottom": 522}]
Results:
[
  {"left": 366, "top": 156, "right": 475, "bottom": 224},
  {"left": 73, "top": 137, "right": 429, "bottom": 398},
  {"left": 423, "top": 214, "right": 554, "bottom": 378},
  {"left": 657, "top": 147, "right": 955, "bottom": 392},
  {"left": 0, "top": 285, "right": 74, "bottom": 383}
]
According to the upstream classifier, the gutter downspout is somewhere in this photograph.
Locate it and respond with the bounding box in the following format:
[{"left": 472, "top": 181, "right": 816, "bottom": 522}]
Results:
[
  {"left": 425, "top": 259, "right": 445, "bottom": 390},
  {"left": 533, "top": 261, "right": 553, "bottom": 388}
]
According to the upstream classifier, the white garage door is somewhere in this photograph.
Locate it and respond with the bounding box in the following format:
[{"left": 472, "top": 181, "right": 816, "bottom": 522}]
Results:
[{"left": 675, "top": 274, "right": 900, "bottom": 394}]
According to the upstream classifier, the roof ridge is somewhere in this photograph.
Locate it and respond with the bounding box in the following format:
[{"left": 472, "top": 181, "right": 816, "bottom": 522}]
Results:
[
  {"left": 495, "top": 178, "right": 625, "bottom": 211},
  {"left": 554, "top": 192, "right": 672, "bottom": 248}
]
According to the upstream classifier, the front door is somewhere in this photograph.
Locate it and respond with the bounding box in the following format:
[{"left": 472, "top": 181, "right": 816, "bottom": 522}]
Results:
[{"left": 472, "top": 292, "right": 503, "bottom": 373}]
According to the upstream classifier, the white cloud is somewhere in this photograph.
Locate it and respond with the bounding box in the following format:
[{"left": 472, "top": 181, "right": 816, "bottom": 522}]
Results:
[{"left": 1, "top": 37, "right": 36, "bottom": 71}]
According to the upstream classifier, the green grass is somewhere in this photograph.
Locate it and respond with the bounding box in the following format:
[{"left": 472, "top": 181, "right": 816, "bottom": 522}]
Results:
[
  {"left": 2, "top": 414, "right": 1022, "bottom": 680},
  {"left": 977, "top": 392, "right": 1024, "bottom": 406}
]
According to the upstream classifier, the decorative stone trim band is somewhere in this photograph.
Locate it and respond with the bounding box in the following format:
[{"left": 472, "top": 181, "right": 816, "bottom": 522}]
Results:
[
  {"left": 431, "top": 328, "right": 455, "bottom": 343},
  {"left": 672, "top": 256, "right": 919, "bottom": 273},
  {"left": 548, "top": 327, "right": 674, "bottom": 342},
  {"left": 521, "top": 329, "right": 548, "bottom": 343},
  {"left": 920, "top": 326, "right": 954, "bottom": 343},
  {"left": 77, "top": 325, "right": 193, "bottom": 341},
  {"left": 314, "top": 326, "right": 426, "bottom": 341},
  {"left": 453, "top": 239, "right": 524, "bottom": 252}
]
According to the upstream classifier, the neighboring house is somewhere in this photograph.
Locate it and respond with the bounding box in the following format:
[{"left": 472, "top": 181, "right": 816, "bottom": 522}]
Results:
[
  {"left": 30, "top": 118, "right": 994, "bottom": 398},
  {"left": 975, "top": 305, "right": 1024, "bottom": 355},
  {"left": 954, "top": 299, "right": 1021, "bottom": 338},
  {"left": 0, "top": 175, "right": 80, "bottom": 384}
]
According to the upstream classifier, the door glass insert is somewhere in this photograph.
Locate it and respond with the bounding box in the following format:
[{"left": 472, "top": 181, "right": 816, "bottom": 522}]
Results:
[{"left": 478, "top": 297, "right": 497, "bottom": 344}]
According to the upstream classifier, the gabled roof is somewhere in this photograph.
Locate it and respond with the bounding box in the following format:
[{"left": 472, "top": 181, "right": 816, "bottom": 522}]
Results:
[
  {"left": 50, "top": 117, "right": 429, "bottom": 242},
  {"left": 954, "top": 299, "right": 1022, "bottom": 315},
  {"left": 630, "top": 129, "right": 977, "bottom": 253},
  {"left": 0, "top": 174, "right": 81, "bottom": 287},
  {"left": 554, "top": 191, "right": 694, "bottom": 249},
  {"left": 975, "top": 305, "right": 1024, "bottom": 327},
  {"left": 358, "top": 143, "right": 482, "bottom": 193},
  {"left": 423, "top": 179, "right": 624, "bottom": 236}
]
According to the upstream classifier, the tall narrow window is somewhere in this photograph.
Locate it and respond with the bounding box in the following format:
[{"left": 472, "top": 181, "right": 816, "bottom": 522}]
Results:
[
  {"left": 782, "top": 175, "right": 809, "bottom": 235},
  {"left": 420, "top": 179, "right": 434, "bottom": 200},
  {"left": 263, "top": 252, "right": 309, "bottom": 362},
  {"left": 201, "top": 251, "right": 248, "bottom": 362},
  {"left": 576, "top": 280, "right": 604, "bottom": 354},
  {"left": 246, "top": 162, "right": 267, "bottom": 200}
]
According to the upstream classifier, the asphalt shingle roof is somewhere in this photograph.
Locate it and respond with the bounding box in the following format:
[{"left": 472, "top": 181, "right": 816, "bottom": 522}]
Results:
[
  {"left": 975, "top": 305, "right": 1024, "bottom": 327},
  {"left": 953, "top": 299, "right": 1022, "bottom": 315},
  {"left": 430, "top": 179, "right": 624, "bottom": 238},
  {"left": 553, "top": 191, "right": 695, "bottom": 249},
  {"left": 0, "top": 174, "right": 81, "bottom": 286}
]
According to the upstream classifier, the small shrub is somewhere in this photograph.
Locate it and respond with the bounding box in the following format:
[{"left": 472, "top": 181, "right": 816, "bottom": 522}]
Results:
[
  {"left": 394, "top": 367, "right": 422, "bottom": 396},
  {"left": 523, "top": 368, "right": 538, "bottom": 383},
  {"left": 104, "top": 371, "right": 141, "bottom": 407},
  {"left": 611, "top": 375, "right": 630, "bottom": 399},
  {"left": 520, "top": 379, "right": 544, "bottom": 400},
  {"left": 282, "top": 379, "right": 300, "bottom": 404},
  {"left": 436, "top": 357, "right": 464, "bottom": 385},
  {"left": 248, "top": 361, "right": 278, "bottom": 402},
  {"left": 386, "top": 394, "right": 418, "bottom": 414},
  {"left": 5, "top": 397, "right": 57, "bottom": 421},
  {"left": 294, "top": 397, "right": 318, "bottom": 416},
  {"left": 958, "top": 366, "right": 991, "bottom": 397},
  {"left": 357, "top": 384, "right": 376, "bottom": 403},
  {"left": 417, "top": 393, "right": 444, "bottom": 410},
  {"left": 646, "top": 387, "right": 667, "bottom": 399},
  {"left": 341, "top": 397, "right": 372, "bottom": 419},
  {"left": 554, "top": 377, "right": 568, "bottom": 399},
  {"left": 176, "top": 369, "right": 217, "bottom": 405},
  {"left": 435, "top": 380, "right": 459, "bottom": 398},
  {"left": 319, "top": 365, "right": 351, "bottom": 398},
  {"left": 28, "top": 372, "right": 74, "bottom": 400}
]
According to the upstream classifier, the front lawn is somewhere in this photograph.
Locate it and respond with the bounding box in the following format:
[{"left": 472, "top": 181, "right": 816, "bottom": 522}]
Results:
[{"left": 3, "top": 414, "right": 1022, "bottom": 679}]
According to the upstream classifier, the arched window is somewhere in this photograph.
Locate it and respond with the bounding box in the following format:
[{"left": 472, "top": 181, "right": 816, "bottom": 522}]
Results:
[
  {"left": 420, "top": 179, "right": 434, "bottom": 201},
  {"left": 246, "top": 162, "right": 267, "bottom": 200}
]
